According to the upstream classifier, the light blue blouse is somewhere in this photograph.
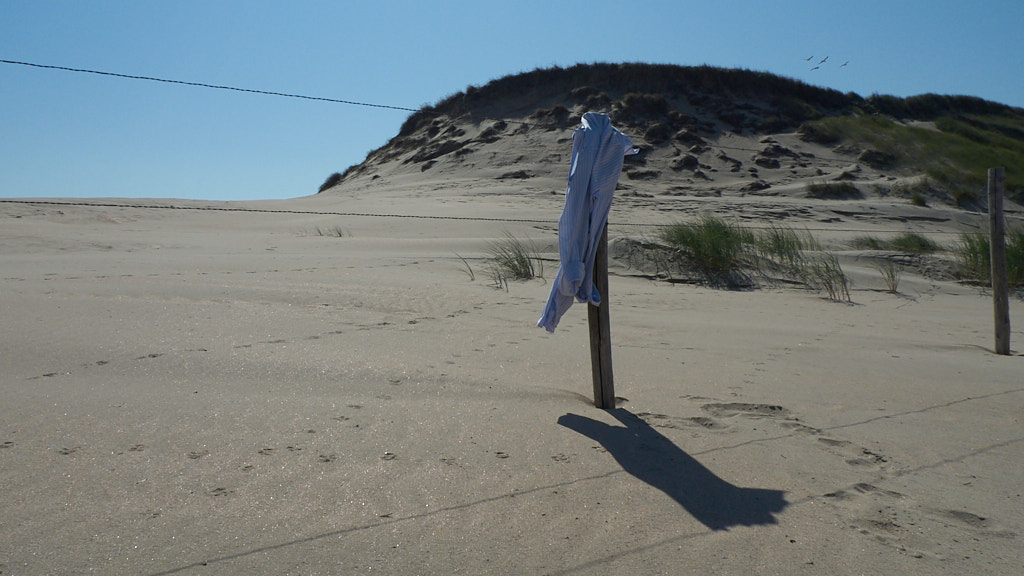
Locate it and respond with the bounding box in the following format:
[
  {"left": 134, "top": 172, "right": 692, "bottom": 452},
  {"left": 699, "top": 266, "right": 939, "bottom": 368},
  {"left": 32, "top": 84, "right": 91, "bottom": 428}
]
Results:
[{"left": 538, "top": 112, "right": 636, "bottom": 333}]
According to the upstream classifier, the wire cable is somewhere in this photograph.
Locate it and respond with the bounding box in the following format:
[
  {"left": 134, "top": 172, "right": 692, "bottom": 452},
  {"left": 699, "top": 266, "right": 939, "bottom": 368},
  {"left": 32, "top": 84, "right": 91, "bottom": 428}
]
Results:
[
  {"left": 1, "top": 58, "right": 421, "bottom": 112},
  {"left": 0, "top": 58, "right": 546, "bottom": 128}
]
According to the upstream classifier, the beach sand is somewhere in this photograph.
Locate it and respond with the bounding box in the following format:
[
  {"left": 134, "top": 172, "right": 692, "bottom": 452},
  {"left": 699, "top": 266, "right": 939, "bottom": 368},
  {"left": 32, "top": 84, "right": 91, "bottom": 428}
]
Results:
[{"left": 2, "top": 181, "right": 1022, "bottom": 575}]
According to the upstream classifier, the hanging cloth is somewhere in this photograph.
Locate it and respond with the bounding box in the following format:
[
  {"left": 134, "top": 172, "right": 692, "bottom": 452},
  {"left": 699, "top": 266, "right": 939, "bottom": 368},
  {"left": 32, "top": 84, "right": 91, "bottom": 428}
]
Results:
[{"left": 538, "top": 112, "right": 636, "bottom": 333}]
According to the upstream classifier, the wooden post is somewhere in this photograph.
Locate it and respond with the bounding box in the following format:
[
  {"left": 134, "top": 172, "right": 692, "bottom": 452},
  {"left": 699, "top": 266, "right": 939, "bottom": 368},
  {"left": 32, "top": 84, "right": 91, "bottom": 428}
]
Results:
[
  {"left": 988, "top": 167, "right": 1011, "bottom": 355},
  {"left": 588, "top": 224, "right": 615, "bottom": 408}
]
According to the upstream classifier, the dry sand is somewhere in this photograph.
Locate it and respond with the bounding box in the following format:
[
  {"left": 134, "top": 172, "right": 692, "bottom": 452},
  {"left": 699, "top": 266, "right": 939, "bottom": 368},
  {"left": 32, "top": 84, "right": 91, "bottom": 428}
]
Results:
[{"left": 2, "top": 175, "right": 1023, "bottom": 575}]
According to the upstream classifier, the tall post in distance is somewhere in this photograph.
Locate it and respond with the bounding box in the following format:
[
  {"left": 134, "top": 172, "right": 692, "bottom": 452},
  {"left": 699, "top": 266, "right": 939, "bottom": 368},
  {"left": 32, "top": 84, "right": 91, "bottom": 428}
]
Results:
[
  {"left": 988, "top": 167, "right": 1011, "bottom": 355},
  {"left": 588, "top": 224, "right": 615, "bottom": 408}
]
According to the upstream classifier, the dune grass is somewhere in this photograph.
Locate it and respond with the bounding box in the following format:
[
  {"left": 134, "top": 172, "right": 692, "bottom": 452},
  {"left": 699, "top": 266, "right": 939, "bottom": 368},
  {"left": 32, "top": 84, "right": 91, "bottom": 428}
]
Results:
[
  {"left": 754, "top": 223, "right": 817, "bottom": 267},
  {"left": 877, "top": 260, "right": 904, "bottom": 293},
  {"left": 656, "top": 217, "right": 851, "bottom": 300},
  {"left": 487, "top": 232, "right": 543, "bottom": 289},
  {"left": 850, "top": 232, "right": 940, "bottom": 254},
  {"left": 954, "top": 228, "right": 1024, "bottom": 288},
  {"left": 318, "top": 172, "right": 343, "bottom": 193},
  {"left": 798, "top": 115, "right": 1024, "bottom": 203},
  {"left": 312, "top": 225, "right": 345, "bottom": 237},
  {"left": 805, "top": 181, "right": 862, "bottom": 199},
  {"left": 454, "top": 253, "right": 475, "bottom": 281},
  {"left": 848, "top": 236, "right": 885, "bottom": 251},
  {"left": 659, "top": 216, "right": 754, "bottom": 284},
  {"left": 891, "top": 233, "right": 941, "bottom": 253},
  {"left": 805, "top": 252, "right": 852, "bottom": 302},
  {"left": 954, "top": 232, "right": 990, "bottom": 284}
]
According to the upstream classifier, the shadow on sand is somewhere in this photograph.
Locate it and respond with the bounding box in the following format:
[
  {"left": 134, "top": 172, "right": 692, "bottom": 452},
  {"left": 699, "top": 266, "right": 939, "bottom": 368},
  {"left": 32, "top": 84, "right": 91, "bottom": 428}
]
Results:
[{"left": 558, "top": 409, "right": 787, "bottom": 531}]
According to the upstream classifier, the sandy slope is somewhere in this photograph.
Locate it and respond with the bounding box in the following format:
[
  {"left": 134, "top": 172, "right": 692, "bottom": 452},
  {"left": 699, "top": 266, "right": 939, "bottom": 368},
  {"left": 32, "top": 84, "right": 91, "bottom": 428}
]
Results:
[{"left": 1, "top": 184, "right": 1022, "bottom": 575}]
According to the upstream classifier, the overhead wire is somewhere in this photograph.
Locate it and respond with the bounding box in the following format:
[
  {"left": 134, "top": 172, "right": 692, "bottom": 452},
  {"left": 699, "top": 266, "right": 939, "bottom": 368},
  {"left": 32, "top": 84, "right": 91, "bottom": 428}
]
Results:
[
  {"left": 0, "top": 58, "right": 533, "bottom": 127},
  {"left": 1, "top": 58, "right": 421, "bottom": 112}
]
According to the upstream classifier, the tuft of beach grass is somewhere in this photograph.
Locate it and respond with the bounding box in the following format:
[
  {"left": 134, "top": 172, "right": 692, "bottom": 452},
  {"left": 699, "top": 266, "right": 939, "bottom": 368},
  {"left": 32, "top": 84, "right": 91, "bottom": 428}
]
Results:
[{"left": 487, "top": 232, "right": 543, "bottom": 289}]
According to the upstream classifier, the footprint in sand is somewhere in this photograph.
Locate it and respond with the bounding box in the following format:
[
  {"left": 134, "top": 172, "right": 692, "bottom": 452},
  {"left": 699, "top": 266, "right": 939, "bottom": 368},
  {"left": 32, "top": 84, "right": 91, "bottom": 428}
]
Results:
[
  {"left": 823, "top": 483, "right": 929, "bottom": 556},
  {"left": 824, "top": 482, "right": 904, "bottom": 501},
  {"left": 638, "top": 412, "right": 728, "bottom": 431},
  {"left": 701, "top": 402, "right": 791, "bottom": 419},
  {"left": 780, "top": 421, "right": 822, "bottom": 435},
  {"left": 821, "top": 481, "right": 1019, "bottom": 559},
  {"left": 28, "top": 371, "right": 66, "bottom": 380},
  {"left": 925, "top": 508, "right": 1017, "bottom": 538},
  {"left": 933, "top": 509, "right": 990, "bottom": 529},
  {"left": 699, "top": 401, "right": 894, "bottom": 470},
  {"left": 817, "top": 439, "right": 889, "bottom": 469}
]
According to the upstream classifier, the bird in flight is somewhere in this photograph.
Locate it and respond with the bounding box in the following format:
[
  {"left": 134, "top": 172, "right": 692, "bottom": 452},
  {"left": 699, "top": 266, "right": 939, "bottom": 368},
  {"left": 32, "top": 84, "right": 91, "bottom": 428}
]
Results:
[
  {"left": 819, "top": 56, "right": 829, "bottom": 64},
  {"left": 840, "top": 61, "right": 849, "bottom": 67},
  {"left": 810, "top": 66, "right": 820, "bottom": 71},
  {"left": 805, "top": 55, "right": 814, "bottom": 61}
]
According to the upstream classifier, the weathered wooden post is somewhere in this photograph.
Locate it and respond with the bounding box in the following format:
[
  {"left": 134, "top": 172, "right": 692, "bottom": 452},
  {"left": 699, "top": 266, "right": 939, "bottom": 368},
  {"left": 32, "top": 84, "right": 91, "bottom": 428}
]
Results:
[
  {"left": 988, "top": 167, "right": 1011, "bottom": 355},
  {"left": 588, "top": 223, "right": 615, "bottom": 408}
]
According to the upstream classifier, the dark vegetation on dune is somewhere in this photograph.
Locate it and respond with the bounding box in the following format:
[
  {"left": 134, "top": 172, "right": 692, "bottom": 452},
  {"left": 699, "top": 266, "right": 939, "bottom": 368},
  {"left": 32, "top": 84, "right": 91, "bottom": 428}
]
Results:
[{"left": 325, "top": 63, "right": 1024, "bottom": 204}]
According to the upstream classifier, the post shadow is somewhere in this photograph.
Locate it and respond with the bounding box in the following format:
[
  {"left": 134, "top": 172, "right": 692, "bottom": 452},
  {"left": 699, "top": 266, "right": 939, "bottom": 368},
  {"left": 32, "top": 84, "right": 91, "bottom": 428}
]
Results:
[{"left": 558, "top": 409, "right": 787, "bottom": 531}]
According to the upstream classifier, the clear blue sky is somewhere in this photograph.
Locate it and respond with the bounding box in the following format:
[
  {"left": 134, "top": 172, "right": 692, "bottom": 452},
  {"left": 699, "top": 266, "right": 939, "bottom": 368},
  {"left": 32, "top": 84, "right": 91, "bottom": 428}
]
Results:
[{"left": 2, "top": 1, "right": 1022, "bottom": 201}]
